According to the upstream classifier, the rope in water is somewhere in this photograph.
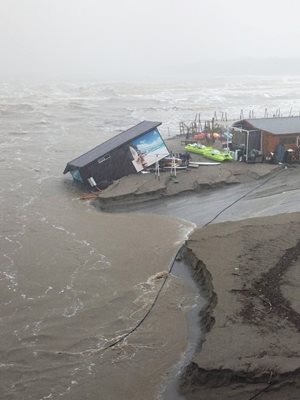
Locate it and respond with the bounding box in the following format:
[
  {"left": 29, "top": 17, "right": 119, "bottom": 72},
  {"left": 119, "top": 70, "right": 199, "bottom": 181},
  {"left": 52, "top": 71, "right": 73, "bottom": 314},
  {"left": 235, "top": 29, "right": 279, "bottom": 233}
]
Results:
[
  {"left": 99, "top": 166, "right": 285, "bottom": 378},
  {"left": 100, "top": 243, "right": 181, "bottom": 352}
]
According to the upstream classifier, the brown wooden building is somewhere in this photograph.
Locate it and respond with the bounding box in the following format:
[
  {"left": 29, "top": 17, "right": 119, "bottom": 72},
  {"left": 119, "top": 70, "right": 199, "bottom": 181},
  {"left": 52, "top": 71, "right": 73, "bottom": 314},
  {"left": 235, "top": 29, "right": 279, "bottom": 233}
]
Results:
[{"left": 231, "top": 116, "right": 300, "bottom": 161}]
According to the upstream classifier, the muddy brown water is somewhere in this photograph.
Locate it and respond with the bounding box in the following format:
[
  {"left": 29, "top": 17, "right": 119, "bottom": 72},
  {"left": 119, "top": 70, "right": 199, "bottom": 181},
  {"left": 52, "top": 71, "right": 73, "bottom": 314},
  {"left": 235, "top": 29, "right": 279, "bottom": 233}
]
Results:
[
  {"left": 1, "top": 82, "right": 198, "bottom": 400},
  {"left": 2, "top": 80, "right": 300, "bottom": 399},
  {"left": 1, "top": 174, "right": 198, "bottom": 399}
]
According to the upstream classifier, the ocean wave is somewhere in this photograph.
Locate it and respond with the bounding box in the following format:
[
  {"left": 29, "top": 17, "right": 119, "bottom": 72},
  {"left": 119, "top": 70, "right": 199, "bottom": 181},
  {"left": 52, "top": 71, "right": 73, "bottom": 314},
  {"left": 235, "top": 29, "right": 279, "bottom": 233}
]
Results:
[
  {"left": 8, "top": 130, "right": 29, "bottom": 136},
  {"left": 0, "top": 103, "right": 35, "bottom": 113}
]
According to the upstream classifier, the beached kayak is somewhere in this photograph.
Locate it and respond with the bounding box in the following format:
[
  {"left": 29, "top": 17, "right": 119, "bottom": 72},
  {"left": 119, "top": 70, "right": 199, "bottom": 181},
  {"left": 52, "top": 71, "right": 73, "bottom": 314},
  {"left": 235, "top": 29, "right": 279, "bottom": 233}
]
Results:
[
  {"left": 185, "top": 143, "right": 209, "bottom": 156},
  {"left": 185, "top": 144, "right": 233, "bottom": 162}
]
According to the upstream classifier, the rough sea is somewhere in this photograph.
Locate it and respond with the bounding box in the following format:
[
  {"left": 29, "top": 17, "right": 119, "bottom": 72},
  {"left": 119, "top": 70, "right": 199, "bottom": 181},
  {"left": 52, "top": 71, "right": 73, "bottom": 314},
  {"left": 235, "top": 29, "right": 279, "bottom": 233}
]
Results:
[{"left": 1, "top": 76, "right": 300, "bottom": 400}]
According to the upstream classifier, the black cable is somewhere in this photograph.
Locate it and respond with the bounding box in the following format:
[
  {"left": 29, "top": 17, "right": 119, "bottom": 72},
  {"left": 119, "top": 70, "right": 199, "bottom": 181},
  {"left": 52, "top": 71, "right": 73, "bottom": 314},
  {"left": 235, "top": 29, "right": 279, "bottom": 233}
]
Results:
[
  {"left": 201, "top": 169, "right": 286, "bottom": 400},
  {"left": 100, "top": 246, "right": 182, "bottom": 352},
  {"left": 100, "top": 167, "right": 285, "bottom": 353},
  {"left": 204, "top": 167, "right": 285, "bottom": 227},
  {"left": 247, "top": 382, "right": 273, "bottom": 400}
]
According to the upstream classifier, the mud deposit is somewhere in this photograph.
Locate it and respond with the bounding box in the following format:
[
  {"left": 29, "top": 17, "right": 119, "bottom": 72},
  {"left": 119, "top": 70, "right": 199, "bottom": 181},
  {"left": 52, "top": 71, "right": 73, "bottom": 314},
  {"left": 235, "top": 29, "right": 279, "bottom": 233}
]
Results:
[{"left": 179, "top": 213, "right": 300, "bottom": 400}]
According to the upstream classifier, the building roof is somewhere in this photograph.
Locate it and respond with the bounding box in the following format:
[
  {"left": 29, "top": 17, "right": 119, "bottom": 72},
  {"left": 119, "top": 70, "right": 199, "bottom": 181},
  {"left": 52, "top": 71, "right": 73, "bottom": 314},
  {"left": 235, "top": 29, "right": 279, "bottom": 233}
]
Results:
[
  {"left": 232, "top": 116, "right": 300, "bottom": 135},
  {"left": 64, "top": 120, "right": 162, "bottom": 173}
]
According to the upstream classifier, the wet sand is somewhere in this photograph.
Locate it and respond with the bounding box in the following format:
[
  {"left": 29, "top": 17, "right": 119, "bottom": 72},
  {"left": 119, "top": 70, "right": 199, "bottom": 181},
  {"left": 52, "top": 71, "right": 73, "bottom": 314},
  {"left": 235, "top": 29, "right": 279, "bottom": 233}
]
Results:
[{"left": 180, "top": 214, "right": 300, "bottom": 400}]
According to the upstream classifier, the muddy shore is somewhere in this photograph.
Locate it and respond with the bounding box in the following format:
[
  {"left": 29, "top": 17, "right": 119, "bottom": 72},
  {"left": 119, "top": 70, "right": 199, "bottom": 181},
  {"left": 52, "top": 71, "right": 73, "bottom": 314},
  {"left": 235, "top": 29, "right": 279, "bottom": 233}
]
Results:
[{"left": 180, "top": 214, "right": 300, "bottom": 400}]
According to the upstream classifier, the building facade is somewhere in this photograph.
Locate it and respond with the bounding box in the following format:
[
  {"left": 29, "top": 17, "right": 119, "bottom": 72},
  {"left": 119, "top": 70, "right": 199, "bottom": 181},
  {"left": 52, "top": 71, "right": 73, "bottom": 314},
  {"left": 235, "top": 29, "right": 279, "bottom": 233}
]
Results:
[
  {"left": 232, "top": 117, "right": 300, "bottom": 161},
  {"left": 64, "top": 121, "right": 169, "bottom": 189}
]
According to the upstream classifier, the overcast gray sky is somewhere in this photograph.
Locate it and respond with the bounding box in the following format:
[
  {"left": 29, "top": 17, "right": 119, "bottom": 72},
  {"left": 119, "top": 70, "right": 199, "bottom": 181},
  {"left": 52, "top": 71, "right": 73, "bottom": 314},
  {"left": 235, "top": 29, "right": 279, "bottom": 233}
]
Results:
[{"left": 1, "top": 0, "right": 300, "bottom": 81}]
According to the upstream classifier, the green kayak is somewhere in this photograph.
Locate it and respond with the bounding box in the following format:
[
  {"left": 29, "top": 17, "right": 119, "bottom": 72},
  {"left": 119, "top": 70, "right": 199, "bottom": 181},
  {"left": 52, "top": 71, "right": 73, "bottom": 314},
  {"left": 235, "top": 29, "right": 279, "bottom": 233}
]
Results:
[
  {"left": 185, "top": 144, "right": 233, "bottom": 162},
  {"left": 185, "top": 144, "right": 209, "bottom": 156}
]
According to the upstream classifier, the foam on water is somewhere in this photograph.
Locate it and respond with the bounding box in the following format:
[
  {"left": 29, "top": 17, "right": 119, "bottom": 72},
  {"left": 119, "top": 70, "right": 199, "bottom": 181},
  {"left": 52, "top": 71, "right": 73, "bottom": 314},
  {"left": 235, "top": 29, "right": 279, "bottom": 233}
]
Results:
[{"left": 1, "top": 77, "right": 300, "bottom": 399}]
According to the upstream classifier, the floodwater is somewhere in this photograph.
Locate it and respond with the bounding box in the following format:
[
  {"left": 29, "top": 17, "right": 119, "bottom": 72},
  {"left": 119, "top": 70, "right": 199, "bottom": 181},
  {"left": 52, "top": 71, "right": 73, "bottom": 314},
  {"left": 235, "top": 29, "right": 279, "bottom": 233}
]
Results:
[{"left": 1, "top": 78, "right": 300, "bottom": 400}]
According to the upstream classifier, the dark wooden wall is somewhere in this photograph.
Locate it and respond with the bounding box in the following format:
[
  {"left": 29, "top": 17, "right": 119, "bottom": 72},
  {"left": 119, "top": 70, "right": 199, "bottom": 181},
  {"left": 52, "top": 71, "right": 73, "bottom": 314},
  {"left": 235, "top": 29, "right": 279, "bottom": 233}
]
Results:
[
  {"left": 262, "top": 132, "right": 299, "bottom": 154},
  {"left": 79, "top": 145, "right": 136, "bottom": 188}
]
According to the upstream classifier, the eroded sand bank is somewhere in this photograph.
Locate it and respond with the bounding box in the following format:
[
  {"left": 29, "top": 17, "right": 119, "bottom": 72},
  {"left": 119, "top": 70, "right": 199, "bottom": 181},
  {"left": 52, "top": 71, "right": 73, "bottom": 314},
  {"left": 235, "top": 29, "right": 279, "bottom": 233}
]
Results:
[
  {"left": 180, "top": 213, "right": 300, "bottom": 400},
  {"left": 97, "top": 137, "right": 280, "bottom": 209}
]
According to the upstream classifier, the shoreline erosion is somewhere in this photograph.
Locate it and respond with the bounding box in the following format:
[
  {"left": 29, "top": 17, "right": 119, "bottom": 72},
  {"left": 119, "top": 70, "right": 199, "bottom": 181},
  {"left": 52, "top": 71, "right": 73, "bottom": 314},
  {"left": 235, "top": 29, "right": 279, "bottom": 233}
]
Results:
[
  {"left": 92, "top": 137, "right": 299, "bottom": 399},
  {"left": 179, "top": 214, "right": 300, "bottom": 400},
  {"left": 96, "top": 137, "right": 281, "bottom": 210}
]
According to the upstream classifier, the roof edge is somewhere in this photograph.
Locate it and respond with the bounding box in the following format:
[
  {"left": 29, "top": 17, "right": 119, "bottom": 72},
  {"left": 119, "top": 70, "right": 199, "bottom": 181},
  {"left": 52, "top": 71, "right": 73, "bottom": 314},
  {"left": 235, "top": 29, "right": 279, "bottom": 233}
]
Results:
[{"left": 64, "top": 120, "right": 162, "bottom": 172}]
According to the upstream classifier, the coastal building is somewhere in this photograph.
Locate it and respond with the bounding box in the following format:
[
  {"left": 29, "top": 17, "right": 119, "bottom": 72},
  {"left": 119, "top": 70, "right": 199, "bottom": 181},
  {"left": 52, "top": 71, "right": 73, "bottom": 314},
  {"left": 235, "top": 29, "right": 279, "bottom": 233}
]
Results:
[
  {"left": 231, "top": 116, "right": 300, "bottom": 161},
  {"left": 63, "top": 121, "right": 169, "bottom": 189}
]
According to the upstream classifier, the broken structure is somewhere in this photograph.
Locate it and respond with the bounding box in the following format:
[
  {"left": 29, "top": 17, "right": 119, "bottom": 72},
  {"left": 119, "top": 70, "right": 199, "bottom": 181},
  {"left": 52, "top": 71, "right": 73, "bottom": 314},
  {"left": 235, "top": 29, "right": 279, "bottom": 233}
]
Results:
[{"left": 63, "top": 121, "right": 169, "bottom": 188}]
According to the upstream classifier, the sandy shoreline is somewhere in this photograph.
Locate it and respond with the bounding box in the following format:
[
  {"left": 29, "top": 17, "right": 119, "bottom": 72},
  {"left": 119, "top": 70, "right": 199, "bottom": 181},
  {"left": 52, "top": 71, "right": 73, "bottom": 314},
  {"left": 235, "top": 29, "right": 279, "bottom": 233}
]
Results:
[{"left": 180, "top": 214, "right": 300, "bottom": 399}]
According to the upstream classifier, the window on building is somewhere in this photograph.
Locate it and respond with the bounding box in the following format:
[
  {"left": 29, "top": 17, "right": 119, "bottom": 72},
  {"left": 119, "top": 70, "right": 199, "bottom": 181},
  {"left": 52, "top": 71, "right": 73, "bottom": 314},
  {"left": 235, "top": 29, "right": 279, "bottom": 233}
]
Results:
[
  {"left": 97, "top": 154, "right": 111, "bottom": 164},
  {"left": 280, "top": 137, "right": 296, "bottom": 145}
]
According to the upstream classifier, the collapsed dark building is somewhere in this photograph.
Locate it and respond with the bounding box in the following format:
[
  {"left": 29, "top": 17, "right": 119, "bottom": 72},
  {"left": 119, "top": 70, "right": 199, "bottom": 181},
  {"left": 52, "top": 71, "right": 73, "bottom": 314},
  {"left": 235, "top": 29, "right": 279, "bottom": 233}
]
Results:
[{"left": 63, "top": 121, "right": 169, "bottom": 188}]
